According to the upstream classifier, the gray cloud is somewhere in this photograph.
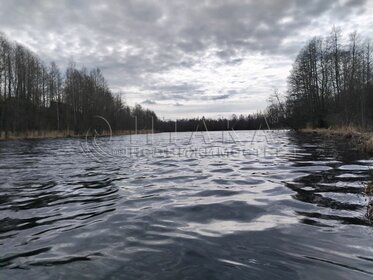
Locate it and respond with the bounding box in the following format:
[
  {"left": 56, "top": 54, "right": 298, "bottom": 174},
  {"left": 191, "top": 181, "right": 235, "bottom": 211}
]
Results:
[
  {"left": 0, "top": 0, "right": 370, "bottom": 118},
  {"left": 209, "top": 94, "right": 231, "bottom": 101}
]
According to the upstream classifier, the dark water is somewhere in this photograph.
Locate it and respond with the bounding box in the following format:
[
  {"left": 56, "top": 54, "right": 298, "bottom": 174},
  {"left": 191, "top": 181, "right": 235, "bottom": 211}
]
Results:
[{"left": 1, "top": 130, "right": 373, "bottom": 279}]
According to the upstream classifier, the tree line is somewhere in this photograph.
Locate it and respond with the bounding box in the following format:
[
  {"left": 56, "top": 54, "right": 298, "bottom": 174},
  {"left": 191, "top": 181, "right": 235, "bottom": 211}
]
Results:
[
  {"left": 158, "top": 113, "right": 279, "bottom": 132},
  {"left": 269, "top": 28, "right": 373, "bottom": 129},
  {"left": 0, "top": 32, "right": 280, "bottom": 138},
  {"left": 164, "top": 29, "right": 373, "bottom": 132},
  {"left": 4, "top": 29, "right": 367, "bottom": 138},
  {"left": 0, "top": 33, "right": 157, "bottom": 137}
]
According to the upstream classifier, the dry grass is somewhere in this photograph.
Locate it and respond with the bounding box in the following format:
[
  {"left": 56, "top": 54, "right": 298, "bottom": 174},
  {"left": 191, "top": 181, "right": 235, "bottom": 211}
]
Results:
[
  {"left": 0, "top": 130, "right": 79, "bottom": 140},
  {"left": 366, "top": 170, "right": 373, "bottom": 220},
  {"left": 301, "top": 126, "right": 361, "bottom": 137},
  {"left": 368, "top": 201, "right": 373, "bottom": 220},
  {"left": 366, "top": 169, "right": 373, "bottom": 195},
  {"left": 300, "top": 126, "right": 373, "bottom": 154},
  {"left": 0, "top": 129, "right": 158, "bottom": 140},
  {"left": 365, "top": 136, "right": 373, "bottom": 153},
  {"left": 365, "top": 182, "right": 373, "bottom": 196}
]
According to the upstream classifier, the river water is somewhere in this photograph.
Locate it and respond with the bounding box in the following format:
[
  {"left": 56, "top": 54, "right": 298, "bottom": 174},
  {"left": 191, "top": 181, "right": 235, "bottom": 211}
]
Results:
[{"left": 0, "top": 130, "right": 373, "bottom": 279}]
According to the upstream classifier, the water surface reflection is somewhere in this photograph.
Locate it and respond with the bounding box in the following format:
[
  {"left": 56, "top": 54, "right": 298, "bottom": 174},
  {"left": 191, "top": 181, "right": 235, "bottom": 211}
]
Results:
[{"left": 0, "top": 131, "right": 372, "bottom": 279}]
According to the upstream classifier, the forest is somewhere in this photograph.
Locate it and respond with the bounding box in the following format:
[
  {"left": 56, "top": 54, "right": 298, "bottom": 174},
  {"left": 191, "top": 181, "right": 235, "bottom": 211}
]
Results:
[
  {"left": 1, "top": 29, "right": 372, "bottom": 139},
  {"left": 269, "top": 28, "right": 373, "bottom": 129},
  {"left": 158, "top": 112, "right": 279, "bottom": 132},
  {"left": 0, "top": 33, "right": 158, "bottom": 137},
  {"left": 0, "top": 32, "right": 278, "bottom": 138},
  {"left": 154, "top": 29, "right": 373, "bottom": 132}
]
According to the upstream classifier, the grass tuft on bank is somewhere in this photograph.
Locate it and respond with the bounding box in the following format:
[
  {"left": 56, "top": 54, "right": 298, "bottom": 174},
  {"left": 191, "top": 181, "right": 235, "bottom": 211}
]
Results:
[
  {"left": 300, "top": 126, "right": 373, "bottom": 154},
  {"left": 0, "top": 129, "right": 156, "bottom": 140}
]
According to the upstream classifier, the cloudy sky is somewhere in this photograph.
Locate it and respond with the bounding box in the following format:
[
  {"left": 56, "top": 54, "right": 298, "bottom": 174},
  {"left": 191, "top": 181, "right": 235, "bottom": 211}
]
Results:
[{"left": 0, "top": 0, "right": 372, "bottom": 119}]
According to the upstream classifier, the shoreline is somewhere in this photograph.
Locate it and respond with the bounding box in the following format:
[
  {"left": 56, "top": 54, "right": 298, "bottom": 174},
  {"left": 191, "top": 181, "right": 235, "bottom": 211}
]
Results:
[
  {"left": 299, "top": 127, "right": 373, "bottom": 154},
  {"left": 0, "top": 129, "right": 156, "bottom": 141}
]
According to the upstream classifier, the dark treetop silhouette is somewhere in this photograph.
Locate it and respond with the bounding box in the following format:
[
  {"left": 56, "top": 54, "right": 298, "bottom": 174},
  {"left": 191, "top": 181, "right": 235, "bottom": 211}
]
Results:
[{"left": 1, "top": 29, "right": 372, "bottom": 139}]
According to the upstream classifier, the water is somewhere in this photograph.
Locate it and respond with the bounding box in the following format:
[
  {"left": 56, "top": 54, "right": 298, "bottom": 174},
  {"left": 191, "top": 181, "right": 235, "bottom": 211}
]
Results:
[{"left": 1, "top": 130, "right": 373, "bottom": 279}]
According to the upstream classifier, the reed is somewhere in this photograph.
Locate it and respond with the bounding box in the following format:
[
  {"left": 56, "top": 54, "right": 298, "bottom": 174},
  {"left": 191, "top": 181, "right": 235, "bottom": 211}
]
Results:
[
  {"left": 366, "top": 169, "right": 373, "bottom": 195},
  {"left": 0, "top": 129, "right": 158, "bottom": 140},
  {"left": 300, "top": 126, "right": 373, "bottom": 154}
]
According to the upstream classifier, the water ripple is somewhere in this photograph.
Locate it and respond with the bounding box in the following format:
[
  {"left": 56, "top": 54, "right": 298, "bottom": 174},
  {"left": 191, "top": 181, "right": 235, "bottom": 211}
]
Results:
[{"left": 0, "top": 131, "right": 373, "bottom": 279}]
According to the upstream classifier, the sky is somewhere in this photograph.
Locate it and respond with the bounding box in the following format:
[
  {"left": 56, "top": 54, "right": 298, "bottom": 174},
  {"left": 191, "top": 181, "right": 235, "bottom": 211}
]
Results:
[{"left": 0, "top": 0, "right": 372, "bottom": 119}]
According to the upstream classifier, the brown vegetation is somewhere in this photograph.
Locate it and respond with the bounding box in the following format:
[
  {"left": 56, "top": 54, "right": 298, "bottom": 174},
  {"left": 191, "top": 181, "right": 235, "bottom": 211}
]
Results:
[
  {"left": 0, "top": 129, "right": 157, "bottom": 140},
  {"left": 300, "top": 126, "right": 373, "bottom": 154}
]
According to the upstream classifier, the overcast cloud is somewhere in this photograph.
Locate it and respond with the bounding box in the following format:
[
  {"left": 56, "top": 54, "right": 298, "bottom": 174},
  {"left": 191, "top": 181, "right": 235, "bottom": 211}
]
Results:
[{"left": 0, "top": 0, "right": 371, "bottom": 118}]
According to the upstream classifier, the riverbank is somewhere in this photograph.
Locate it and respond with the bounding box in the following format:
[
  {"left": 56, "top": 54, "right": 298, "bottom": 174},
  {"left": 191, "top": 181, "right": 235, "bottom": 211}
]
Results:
[
  {"left": 0, "top": 129, "right": 156, "bottom": 141},
  {"left": 300, "top": 127, "right": 373, "bottom": 154}
]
